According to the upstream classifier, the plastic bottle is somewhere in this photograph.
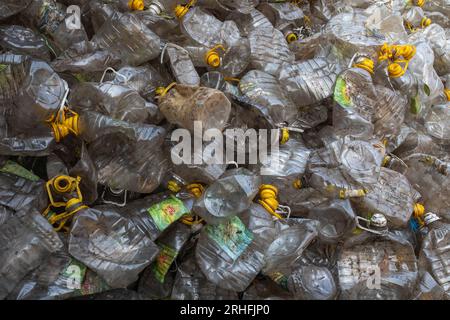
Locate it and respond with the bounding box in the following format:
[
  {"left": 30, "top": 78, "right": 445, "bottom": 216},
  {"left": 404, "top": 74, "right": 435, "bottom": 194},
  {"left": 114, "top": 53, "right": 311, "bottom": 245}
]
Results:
[
  {"left": 306, "top": 137, "right": 385, "bottom": 199},
  {"left": 194, "top": 168, "right": 261, "bottom": 225},
  {"left": 51, "top": 40, "right": 121, "bottom": 75},
  {"left": 332, "top": 55, "right": 378, "bottom": 139},
  {"left": 287, "top": 264, "right": 337, "bottom": 300},
  {"left": 177, "top": 6, "right": 241, "bottom": 48},
  {"left": 418, "top": 212, "right": 450, "bottom": 298},
  {"left": 279, "top": 57, "right": 339, "bottom": 107},
  {"left": 308, "top": 199, "right": 357, "bottom": 244},
  {"left": 0, "top": 25, "right": 51, "bottom": 61},
  {"left": 226, "top": 7, "right": 274, "bottom": 36},
  {"left": 8, "top": 249, "right": 110, "bottom": 300},
  {"left": 0, "top": 0, "right": 32, "bottom": 21},
  {"left": 70, "top": 81, "right": 154, "bottom": 124},
  {"left": 162, "top": 43, "right": 201, "bottom": 86},
  {"left": 248, "top": 27, "right": 295, "bottom": 77},
  {"left": 158, "top": 84, "right": 231, "bottom": 135},
  {"left": 337, "top": 214, "right": 419, "bottom": 299},
  {"left": 92, "top": 11, "right": 162, "bottom": 66},
  {"left": 0, "top": 54, "right": 67, "bottom": 133},
  {"left": 239, "top": 70, "right": 298, "bottom": 126},
  {"left": 19, "top": 0, "right": 89, "bottom": 53},
  {"left": 403, "top": 154, "right": 450, "bottom": 221},
  {"left": 138, "top": 221, "right": 193, "bottom": 299},
  {"left": 351, "top": 167, "right": 417, "bottom": 228},
  {"left": 171, "top": 249, "right": 239, "bottom": 300},
  {"left": 195, "top": 211, "right": 269, "bottom": 292},
  {"left": 68, "top": 203, "right": 161, "bottom": 288},
  {"left": 0, "top": 208, "right": 63, "bottom": 299},
  {"left": 257, "top": 1, "right": 305, "bottom": 43}
]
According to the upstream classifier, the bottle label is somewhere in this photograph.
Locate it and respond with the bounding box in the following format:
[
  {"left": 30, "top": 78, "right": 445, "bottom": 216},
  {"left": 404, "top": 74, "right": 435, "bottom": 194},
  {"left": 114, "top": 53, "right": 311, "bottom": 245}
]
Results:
[
  {"left": 269, "top": 271, "right": 289, "bottom": 291},
  {"left": 205, "top": 216, "right": 254, "bottom": 261},
  {"left": 333, "top": 77, "right": 352, "bottom": 108},
  {"left": 0, "top": 160, "right": 40, "bottom": 182},
  {"left": 147, "top": 196, "right": 189, "bottom": 232},
  {"left": 61, "top": 259, "right": 87, "bottom": 290},
  {"left": 152, "top": 244, "right": 178, "bottom": 283}
]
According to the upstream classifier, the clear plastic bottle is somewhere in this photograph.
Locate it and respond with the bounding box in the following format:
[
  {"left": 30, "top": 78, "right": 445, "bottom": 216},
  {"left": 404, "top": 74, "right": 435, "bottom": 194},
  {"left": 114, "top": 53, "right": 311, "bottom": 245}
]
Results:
[
  {"left": 0, "top": 208, "right": 63, "bottom": 299},
  {"left": 7, "top": 248, "right": 110, "bottom": 300},
  {"left": 279, "top": 57, "right": 339, "bottom": 107},
  {"left": 19, "top": 0, "right": 89, "bottom": 53},
  {"left": 287, "top": 264, "right": 337, "bottom": 300},
  {"left": 75, "top": 110, "right": 169, "bottom": 193},
  {"left": 194, "top": 168, "right": 261, "bottom": 225},
  {"left": 0, "top": 160, "right": 48, "bottom": 212},
  {"left": 239, "top": 70, "right": 298, "bottom": 126},
  {"left": 332, "top": 56, "right": 378, "bottom": 139},
  {"left": 92, "top": 11, "right": 162, "bottom": 66},
  {"left": 308, "top": 199, "right": 356, "bottom": 244},
  {"left": 138, "top": 221, "right": 193, "bottom": 299},
  {"left": 306, "top": 137, "right": 385, "bottom": 199},
  {"left": 248, "top": 27, "right": 295, "bottom": 77},
  {"left": 424, "top": 103, "right": 450, "bottom": 146},
  {"left": 68, "top": 204, "right": 161, "bottom": 288},
  {"left": 337, "top": 214, "right": 419, "bottom": 299},
  {"left": 0, "top": 55, "right": 67, "bottom": 133},
  {"left": 163, "top": 43, "right": 201, "bottom": 86},
  {"left": 352, "top": 167, "right": 416, "bottom": 228},
  {"left": 51, "top": 40, "right": 120, "bottom": 75},
  {"left": 195, "top": 212, "right": 270, "bottom": 292},
  {"left": 418, "top": 212, "right": 450, "bottom": 298},
  {"left": 0, "top": 25, "right": 51, "bottom": 61},
  {"left": 257, "top": 2, "right": 305, "bottom": 41},
  {"left": 226, "top": 7, "right": 273, "bottom": 36},
  {"left": 70, "top": 82, "right": 153, "bottom": 124},
  {"left": 177, "top": 6, "right": 241, "bottom": 48},
  {"left": 0, "top": 0, "right": 32, "bottom": 21},
  {"left": 158, "top": 84, "right": 231, "bottom": 135},
  {"left": 171, "top": 249, "right": 239, "bottom": 300},
  {"left": 403, "top": 154, "right": 450, "bottom": 221}
]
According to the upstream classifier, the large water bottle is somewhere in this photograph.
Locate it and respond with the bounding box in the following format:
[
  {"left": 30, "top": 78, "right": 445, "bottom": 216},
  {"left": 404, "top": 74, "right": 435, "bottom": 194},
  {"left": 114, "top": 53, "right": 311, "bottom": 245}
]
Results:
[
  {"left": 248, "top": 27, "right": 295, "bottom": 77},
  {"left": 418, "top": 212, "right": 450, "bottom": 298},
  {"left": 20, "top": 0, "right": 88, "bottom": 53},
  {"left": 195, "top": 212, "right": 270, "bottom": 292},
  {"left": 226, "top": 7, "right": 273, "bottom": 36},
  {"left": 0, "top": 208, "right": 63, "bottom": 299},
  {"left": 306, "top": 137, "right": 385, "bottom": 199},
  {"left": 194, "top": 168, "right": 261, "bottom": 225},
  {"left": 171, "top": 248, "right": 239, "bottom": 300},
  {"left": 70, "top": 81, "right": 153, "bottom": 124},
  {"left": 403, "top": 154, "right": 450, "bottom": 221},
  {"left": 163, "top": 43, "right": 200, "bottom": 86},
  {"left": 239, "top": 70, "right": 298, "bottom": 126},
  {"left": 68, "top": 204, "right": 161, "bottom": 288},
  {"left": 0, "top": 25, "right": 51, "bottom": 61},
  {"left": 332, "top": 55, "right": 378, "bottom": 139},
  {"left": 158, "top": 84, "right": 231, "bottom": 135},
  {"left": 279, "top": 57, "right": 339, "bottom": 107},
  {"left": 337, "top": 214, "right": 419, "bottom": 299},
  {"left": 138, "top": 221, "right": 193, "bottom": 299},
  {"left": 352, "top": 167, "right": 417, "bottom": 228},
  {"left": 92, "top": 11, "right": 162, "bottom": 66}
]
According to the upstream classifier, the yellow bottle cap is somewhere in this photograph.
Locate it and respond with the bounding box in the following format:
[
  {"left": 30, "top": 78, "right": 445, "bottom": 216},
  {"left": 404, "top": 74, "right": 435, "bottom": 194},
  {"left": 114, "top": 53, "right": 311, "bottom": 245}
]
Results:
[
  {"left": 286, "top": 33, "right": 298, "bottom": 44},
  {"left": 128, "top": 0, "right": 144, "bottom": 11}
]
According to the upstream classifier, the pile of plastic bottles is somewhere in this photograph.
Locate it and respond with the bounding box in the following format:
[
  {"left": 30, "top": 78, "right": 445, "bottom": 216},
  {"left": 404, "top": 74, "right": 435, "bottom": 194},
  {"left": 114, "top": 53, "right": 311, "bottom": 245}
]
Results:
[{"left": 0, "top": 0, "right": 449, "bottom": 300}]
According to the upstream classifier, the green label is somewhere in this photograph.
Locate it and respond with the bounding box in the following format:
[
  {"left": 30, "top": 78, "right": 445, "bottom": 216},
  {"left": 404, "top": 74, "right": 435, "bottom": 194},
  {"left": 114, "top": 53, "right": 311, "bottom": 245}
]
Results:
[
  {"left": 205, "top": 216, "right": 253, "bottom": 261},
  {"left": 333, "top": 77, "right": 352, "bottom": 108},
  {"left": 0, "top": 160, "right": 40, "bottom": 182},
  {"left": 152, "top": 244, "right": 178, "bottom": 283},
  {"left": 61, "top": 259, "right": 87, "bottom": 290},
  {"left": 270, "top": 271, "right": 289, "bottom": 291},
  {"left": 147, "top": 196, "right": 189, "bottom": 231}
]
